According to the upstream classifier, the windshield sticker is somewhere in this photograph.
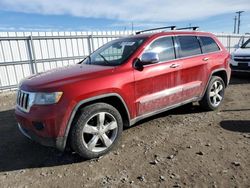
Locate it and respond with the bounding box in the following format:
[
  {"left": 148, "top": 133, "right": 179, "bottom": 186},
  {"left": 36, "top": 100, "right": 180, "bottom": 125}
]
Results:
[{"left": 121, "top": 42, "right": 135, "bottom": 46}]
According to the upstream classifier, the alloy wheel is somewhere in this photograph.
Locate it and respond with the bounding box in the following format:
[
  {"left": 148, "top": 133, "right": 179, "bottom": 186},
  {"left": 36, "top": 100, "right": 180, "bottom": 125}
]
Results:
[
  {"left": 209, "top": 80, "right": 224, "bottom": 107},
  {"left": 82, "top": 112, "right": 118, "bottom": 152}
]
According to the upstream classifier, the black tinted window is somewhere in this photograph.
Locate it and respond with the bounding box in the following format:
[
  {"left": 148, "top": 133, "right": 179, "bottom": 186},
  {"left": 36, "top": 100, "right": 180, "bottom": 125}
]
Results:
[
  {"left": 178, "top": 36, "right": 201, "bottom": 58},
  {"left": 200, "top": 36, "right": 220, "bottom": 53},
  {"left": 145, "top": 37, "right": 175, "bottom": 61}
]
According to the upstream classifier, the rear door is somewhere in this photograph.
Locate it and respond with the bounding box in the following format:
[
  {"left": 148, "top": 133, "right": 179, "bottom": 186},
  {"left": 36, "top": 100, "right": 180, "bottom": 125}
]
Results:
[
  {"left": 175, "top": 35, "right": 208, "bottom": 101},
  {"left": 134, "top": 36, "right": 182, "bottom": 116}
]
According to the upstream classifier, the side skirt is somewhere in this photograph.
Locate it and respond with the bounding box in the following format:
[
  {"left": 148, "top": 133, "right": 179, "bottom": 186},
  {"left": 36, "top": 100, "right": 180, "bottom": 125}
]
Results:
[{"left": 130, "top": 97, "right": 199, "bottom": 126}]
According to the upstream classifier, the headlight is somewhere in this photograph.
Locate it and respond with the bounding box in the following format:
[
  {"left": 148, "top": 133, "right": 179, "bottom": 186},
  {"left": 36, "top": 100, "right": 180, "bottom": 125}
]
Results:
[{"left": 34, "top": 92, "right": 63, "bottom": 105}]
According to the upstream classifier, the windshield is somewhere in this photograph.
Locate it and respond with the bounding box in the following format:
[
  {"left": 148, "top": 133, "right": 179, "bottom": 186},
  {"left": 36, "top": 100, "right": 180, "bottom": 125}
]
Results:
[
  {"left": 82, "top": 37, "right": 146, "bottom": 66},
  {"left": 241, "top": 38, "right": 250, "bottom": 48}
]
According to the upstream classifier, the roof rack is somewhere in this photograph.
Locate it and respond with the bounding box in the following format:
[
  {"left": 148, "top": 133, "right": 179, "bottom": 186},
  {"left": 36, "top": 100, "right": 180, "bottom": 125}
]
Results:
[
  {"left": 176, "top": 26, "right": 199, "bottom": 31},
  {"left": 135, "top": 26, "right": 176, "bottom": 35}
]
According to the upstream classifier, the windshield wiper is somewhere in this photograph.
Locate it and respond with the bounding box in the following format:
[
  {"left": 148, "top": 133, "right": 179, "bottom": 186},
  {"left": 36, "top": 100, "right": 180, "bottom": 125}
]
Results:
[
  {"left": 79, "top": 55, "right": 91, "bottom": 64},
  {"left": 98, "top": 53, "right": 109, "bottom": 64}
]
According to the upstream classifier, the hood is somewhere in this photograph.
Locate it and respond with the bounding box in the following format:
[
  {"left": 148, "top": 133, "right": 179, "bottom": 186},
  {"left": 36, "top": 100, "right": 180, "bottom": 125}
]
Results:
[
  {"left": 233, "top": 48, "right": 250, "bottom": 57},
  {"left": 20, "top": 64, "right": 114, "bottom": 91}
]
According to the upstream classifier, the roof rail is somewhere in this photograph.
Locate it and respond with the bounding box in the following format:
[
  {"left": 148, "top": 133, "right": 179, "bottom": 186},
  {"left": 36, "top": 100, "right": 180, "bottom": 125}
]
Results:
[
  {"left": 135, "top": 26, "right": 176, "bottom": 35},
  {"left": 176, "top": 26, "right": 199, "bottom": 31}
]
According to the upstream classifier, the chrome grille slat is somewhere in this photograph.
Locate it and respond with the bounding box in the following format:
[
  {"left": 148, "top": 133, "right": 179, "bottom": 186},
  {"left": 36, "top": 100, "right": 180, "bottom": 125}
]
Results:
[
  {"left": 23, "top": 93, "right": 27, "bottom": 108},
  {"left": 16, "top": 90, "right": 31, "bottom": 113},
  {"left": 17, "top": 90, "right": 20, "bottom": 105},
  {"left": 20, "top": 92, "right": 24, "bottom": 107},
  {"left": 25, "top": 93, "right": 29, "bottom": 108}
]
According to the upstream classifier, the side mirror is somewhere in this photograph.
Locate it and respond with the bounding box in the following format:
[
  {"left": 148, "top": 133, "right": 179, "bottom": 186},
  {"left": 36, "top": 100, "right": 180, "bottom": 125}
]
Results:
[{"left": 141, "top": 52, "right": 159, "bottom": 64}]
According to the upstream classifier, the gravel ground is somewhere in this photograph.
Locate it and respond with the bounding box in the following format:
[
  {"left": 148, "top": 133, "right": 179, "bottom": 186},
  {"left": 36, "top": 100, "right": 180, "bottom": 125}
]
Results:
[{"left": 0, "top": 74, "right": 249, "bottom": 188}]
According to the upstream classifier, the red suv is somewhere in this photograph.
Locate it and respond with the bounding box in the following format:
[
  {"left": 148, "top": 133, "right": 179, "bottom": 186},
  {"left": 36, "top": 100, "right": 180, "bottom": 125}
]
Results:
[{"left": 15, "top": 27, "right": 231, "bottom": 159}]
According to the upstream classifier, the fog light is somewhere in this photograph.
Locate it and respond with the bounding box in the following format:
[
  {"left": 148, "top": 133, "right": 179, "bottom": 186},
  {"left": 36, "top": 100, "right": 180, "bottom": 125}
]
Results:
[{"left": 32, "top": 122, "right": 44, "bottom": 131}]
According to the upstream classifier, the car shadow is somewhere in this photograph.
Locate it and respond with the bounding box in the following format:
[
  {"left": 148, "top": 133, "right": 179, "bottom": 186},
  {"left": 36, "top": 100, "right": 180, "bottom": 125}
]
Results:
[
  {"left": 230, "top": 73, "right": 250, "bottom": 85},
  {"left": 220, "top": 120, "right": 250, "bottom": 133},
  {"left": 0, "top": 103, "right": 203, "bottom": 172},
  {"left": 130, "top": 103, "right": 204, "bottom": 127},
  {"left": 0, "top": 109, "right": 84, "bottom": 173}
]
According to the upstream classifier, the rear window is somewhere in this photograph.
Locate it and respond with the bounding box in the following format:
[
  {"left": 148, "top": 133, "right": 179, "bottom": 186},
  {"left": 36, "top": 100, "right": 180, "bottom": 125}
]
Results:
[
  {"left": 177, "top": 36, "right": 201, "bottom": 58},
  {"left": 200, "top": 36, "right": 220, "bottom": 53}
]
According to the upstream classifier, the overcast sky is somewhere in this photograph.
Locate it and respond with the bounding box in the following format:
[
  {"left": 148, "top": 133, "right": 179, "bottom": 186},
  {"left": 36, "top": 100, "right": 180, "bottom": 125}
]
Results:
[{"left": 0, "top": 0, "right": 249, "bottom": 33}]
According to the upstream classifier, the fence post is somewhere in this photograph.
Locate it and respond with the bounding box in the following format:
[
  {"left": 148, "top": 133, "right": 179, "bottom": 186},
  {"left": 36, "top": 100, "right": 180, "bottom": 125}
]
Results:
[
  {"left": 90, "top": 34, "right": 94, "bottom": 52},
  {"left": 26, "top": 36, "right": 35, "bottom": 74},
  {"left": 26, "top": 35, "right": 37, "bottom": 74},
  {"left": 87, "top": 35, "right": 93, "bottom": 55},
  {"left": 30, "top": 35, "right": 38, "bottom": 73}
]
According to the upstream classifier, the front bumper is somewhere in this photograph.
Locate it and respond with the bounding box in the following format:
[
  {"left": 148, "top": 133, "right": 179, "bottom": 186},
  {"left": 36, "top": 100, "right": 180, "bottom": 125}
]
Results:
[
  {"left": 15, "top": 104, "right": 70, "bottom": 151},
  {"left": 17, "top": 122, "right": 66, "bottom": 151},
  {"left": 230, "top": 61, "right": 250, "bottom": 73},
  {"left": 18, "top": 123, "right": 58, "bottom": 147}
]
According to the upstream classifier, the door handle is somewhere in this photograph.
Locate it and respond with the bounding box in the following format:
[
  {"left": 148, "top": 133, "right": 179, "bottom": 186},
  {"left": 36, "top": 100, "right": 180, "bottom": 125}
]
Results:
[
  {"left": 203, "top": 57, "right": 209, "bottom": 61},
  {"left": 170, "top": 63, "right": 180, "bottom": 68}
]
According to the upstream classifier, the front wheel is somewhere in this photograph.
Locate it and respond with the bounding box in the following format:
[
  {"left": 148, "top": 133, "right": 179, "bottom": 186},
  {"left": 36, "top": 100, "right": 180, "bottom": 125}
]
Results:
[
  {"left": 70, "top": 103, "right": 123, "bottom": 159},
  {"left": 199, "top": 76, "right": 225, "bottom": 111}
]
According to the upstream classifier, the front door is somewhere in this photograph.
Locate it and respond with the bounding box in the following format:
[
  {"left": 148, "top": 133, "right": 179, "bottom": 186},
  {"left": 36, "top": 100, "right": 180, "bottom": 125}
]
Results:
[{"left": 134, "top": 36, "right": 183, "bottom": 116}]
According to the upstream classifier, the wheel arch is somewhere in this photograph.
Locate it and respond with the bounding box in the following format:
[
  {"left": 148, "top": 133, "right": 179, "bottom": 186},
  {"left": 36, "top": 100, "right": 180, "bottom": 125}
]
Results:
[
  {"left": 200, "top": 68, "right": 228, "bottom": 100},
  {"left": 57, "top": 93, "right": 131, "bottom": 151},
  {"left": 212, "top": 70, "right": 228, "bottom": 87}
]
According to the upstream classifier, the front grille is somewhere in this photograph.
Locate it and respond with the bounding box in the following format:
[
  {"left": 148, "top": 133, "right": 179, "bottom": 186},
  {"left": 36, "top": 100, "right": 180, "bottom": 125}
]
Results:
[
  {"left": 234, "top": 58, "right": 250, "bottom": 62},
  {"left": 17, "top": 90, "right": 30, "bottom": 112},
  {"left": 234, "top": 56, "right": 250, "bottom": 62}
]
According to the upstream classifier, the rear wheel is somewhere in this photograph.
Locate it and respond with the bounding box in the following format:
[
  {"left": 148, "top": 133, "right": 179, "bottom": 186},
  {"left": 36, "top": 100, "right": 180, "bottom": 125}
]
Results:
[
  {"left": 199, "top": 76, "right": 225, "bottom": 111},
  {"left": 70, "top": 103, "right": 123, "bottom": 159}
]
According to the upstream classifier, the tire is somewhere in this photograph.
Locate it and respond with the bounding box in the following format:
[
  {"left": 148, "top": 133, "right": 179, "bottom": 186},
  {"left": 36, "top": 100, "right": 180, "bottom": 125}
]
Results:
[
  {"left": 199, "top": 76, "right": 225, "bottom": 111},
  {"left": 70, "top": 103, "right": 123, "bottom": 159}
]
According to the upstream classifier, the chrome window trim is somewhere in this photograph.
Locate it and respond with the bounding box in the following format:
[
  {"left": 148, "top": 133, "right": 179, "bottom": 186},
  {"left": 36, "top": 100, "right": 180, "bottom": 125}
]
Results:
[{"left": 139, "top": 34, "right": 223, "bottom": 68}]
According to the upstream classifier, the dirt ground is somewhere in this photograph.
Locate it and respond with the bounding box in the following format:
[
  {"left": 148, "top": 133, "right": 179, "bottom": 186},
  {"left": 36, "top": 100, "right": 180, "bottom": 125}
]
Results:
[{"left": 0, "top": 74, "right": 249, "bottom": 188}]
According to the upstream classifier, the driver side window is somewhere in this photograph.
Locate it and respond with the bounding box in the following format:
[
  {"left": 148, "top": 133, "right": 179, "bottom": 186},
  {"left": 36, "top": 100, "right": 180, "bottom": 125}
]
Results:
[{"left": 145, "top": 37, "right": 176, "bottom": 62}]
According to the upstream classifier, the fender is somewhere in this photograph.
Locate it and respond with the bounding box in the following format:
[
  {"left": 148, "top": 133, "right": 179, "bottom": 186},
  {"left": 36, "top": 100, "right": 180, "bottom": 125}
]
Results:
[
  {"left": 199, "top": 68, "right": 229, "bottom": 100},
  {"left": 56, "top": 93, "right": 131, "bottom": 151}
]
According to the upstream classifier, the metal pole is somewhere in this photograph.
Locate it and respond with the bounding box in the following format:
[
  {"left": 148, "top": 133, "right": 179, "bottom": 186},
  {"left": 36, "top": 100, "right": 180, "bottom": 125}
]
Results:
[
  {"left": 29, "top": 35, "right": 38, "bottom": 73},
  {"left": 26, "top": 36, "right": 35, "bottom": 74},
  {"left": 236, "top": 11, "right": 244, "bottom": 34},
  {"left": 87, "top": 35, "right": 92, "bottom": 55},
  {"left": 233, "top": 16, "right": 237, "bottom": 34}
]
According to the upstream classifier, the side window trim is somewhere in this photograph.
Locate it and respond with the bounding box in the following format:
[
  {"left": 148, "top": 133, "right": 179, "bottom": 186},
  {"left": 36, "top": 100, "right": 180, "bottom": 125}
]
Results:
[
  {"left": 173, "top": 36, "right": 180, "bottom": 59},
  {"left": 196, "top": 36, "right": 204, "bottom": 54}
]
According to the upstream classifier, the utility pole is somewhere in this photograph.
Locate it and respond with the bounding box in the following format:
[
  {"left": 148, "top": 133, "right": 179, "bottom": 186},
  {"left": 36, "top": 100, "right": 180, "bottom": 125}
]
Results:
[
  {"left": 233, "top": 16, "right": 237, "bottom": 34},
  {"left": 236, "top": 11, "right": 244, "bottom": 34}
]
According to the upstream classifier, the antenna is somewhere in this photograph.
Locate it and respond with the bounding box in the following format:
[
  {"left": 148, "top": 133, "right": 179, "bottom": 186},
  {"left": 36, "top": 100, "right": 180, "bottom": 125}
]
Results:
[
  {"left": 176, "top": 26, "right": 199, "bottom": 31},
  {"left": 136, "top": 26, "right": 176, "bottom": 35}
]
